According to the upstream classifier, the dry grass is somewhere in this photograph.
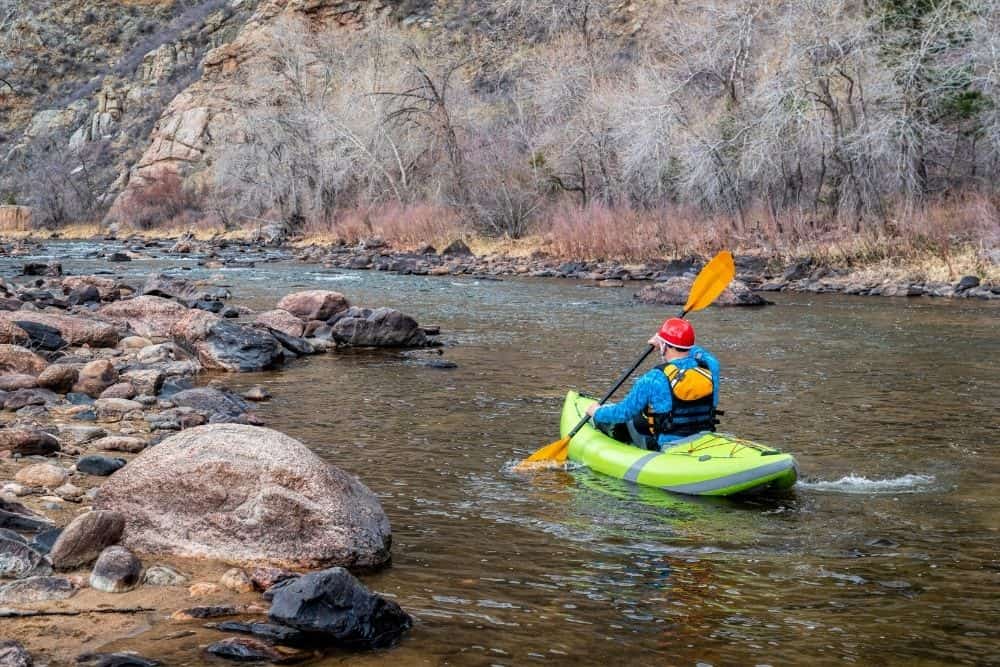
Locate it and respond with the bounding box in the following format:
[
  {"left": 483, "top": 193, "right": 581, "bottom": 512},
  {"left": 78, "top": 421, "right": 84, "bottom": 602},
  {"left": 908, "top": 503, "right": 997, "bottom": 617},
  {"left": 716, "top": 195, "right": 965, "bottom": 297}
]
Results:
[{"left": 298, "top": 203, "right": 465, "bottom": 251}]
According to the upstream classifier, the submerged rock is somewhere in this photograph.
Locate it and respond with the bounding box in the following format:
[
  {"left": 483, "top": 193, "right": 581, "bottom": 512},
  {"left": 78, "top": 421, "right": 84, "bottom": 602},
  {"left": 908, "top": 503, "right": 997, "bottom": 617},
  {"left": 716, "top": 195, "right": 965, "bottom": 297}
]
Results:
[
  {"left": 268, "top": 567, "right": 412, "bottom": 649},
  {"left": 90, "top": 546, "right": 142, "bottom": 593},
  {"left": 95, "top": 424, "right": 392, "bottom": 569},
  {"left": 50, "top": 510, "right": 126, "bottom": 569},
  {"left": 205, "top": 637, "right": 290, "bottom": 662},
  {"left": 169, "top": 387, "right": 249, "bottom": 423},
  {"left": 0, "top": 575, "right": 76, "bottom": 603}
]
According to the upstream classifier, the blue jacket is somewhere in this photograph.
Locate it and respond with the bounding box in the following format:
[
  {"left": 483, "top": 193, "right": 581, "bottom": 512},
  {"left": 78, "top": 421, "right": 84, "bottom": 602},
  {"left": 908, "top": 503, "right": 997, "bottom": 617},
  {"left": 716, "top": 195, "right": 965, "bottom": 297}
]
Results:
[{"left": 593, "top": 345, "right": 720, "bottom": 445}]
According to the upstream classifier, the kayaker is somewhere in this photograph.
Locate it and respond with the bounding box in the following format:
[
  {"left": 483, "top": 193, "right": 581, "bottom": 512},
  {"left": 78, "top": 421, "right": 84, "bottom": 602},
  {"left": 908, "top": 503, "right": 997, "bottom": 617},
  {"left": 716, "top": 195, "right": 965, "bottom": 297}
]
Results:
[{"left": 585, "top": 318, "right": 720, "bottom": 450}]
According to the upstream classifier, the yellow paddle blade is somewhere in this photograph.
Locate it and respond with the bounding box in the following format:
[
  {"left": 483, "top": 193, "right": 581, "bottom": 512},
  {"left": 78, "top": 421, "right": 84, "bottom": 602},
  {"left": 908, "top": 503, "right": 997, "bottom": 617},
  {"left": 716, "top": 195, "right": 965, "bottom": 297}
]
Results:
[
  {"left": 516, "top": 436, "right": 570, "bottom": 469},
  {"left": 684, "top": 250, "right": 736, "bottom": 314}
]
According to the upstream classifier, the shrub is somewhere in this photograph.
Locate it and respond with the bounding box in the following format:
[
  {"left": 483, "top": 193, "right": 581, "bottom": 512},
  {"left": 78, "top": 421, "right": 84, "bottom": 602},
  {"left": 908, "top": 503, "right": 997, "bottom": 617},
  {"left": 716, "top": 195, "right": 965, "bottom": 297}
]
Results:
[{"left": 119, "top": 171, "right": 202, "bottom": 230}]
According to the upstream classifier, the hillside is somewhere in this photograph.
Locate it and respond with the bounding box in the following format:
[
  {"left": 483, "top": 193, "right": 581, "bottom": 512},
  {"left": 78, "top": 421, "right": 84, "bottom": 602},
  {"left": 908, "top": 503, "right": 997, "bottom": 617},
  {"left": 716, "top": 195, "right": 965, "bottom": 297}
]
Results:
[{"left": 1, "top": 0, "right": 998, "bottom": 275}]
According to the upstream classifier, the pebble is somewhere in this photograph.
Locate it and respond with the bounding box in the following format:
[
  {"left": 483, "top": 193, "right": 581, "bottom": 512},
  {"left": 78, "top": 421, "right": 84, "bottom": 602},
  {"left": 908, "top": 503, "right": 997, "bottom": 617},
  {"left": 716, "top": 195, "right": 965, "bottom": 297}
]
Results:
[{"left": 143, "top": 564, "right": 189, "bottom": 587}]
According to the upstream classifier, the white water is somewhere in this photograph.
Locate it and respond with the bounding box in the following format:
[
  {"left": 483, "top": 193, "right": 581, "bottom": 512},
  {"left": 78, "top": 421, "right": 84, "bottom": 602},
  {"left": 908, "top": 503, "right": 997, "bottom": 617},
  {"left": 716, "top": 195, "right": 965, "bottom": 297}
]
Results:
[{"left": 799, "top": 473, "right": 936, "bottom": 494}]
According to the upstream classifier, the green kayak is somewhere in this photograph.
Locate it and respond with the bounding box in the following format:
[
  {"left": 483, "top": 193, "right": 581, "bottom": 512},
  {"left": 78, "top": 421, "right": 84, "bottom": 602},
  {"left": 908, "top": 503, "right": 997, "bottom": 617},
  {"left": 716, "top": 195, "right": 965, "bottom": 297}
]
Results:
[{"left": 561, "top": 391, "right": 797, "bottom": 496}]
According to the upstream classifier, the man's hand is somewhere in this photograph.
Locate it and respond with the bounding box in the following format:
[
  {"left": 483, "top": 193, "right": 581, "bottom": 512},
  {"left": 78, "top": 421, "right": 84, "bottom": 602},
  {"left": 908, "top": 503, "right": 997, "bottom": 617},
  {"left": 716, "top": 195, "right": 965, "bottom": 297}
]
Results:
[{"left": 586, "top": 402, "right": 598, "bottom": 417}]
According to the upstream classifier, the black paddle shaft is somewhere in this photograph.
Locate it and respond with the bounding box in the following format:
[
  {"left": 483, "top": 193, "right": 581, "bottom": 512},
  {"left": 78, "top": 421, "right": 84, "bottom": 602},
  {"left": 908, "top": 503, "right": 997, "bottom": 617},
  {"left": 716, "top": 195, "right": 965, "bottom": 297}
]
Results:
[{"left": 566, "top": 308, "right": 689, "bottom": 440}]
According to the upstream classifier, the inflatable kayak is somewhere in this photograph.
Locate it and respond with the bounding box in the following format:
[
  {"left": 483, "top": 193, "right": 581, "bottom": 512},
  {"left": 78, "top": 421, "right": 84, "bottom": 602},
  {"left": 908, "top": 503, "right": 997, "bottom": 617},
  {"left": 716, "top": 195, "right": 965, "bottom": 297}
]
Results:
[{"left": 561, "top": 391, "right": 797, "bottom": 496}]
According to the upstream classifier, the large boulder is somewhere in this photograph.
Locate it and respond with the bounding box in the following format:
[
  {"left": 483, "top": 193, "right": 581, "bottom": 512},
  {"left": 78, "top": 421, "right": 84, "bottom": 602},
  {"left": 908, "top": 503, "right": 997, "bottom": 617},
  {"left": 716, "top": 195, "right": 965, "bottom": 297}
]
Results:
[
  {"left": 142, "top": 273, "right": 229, "bottom": 303},
  {"left": 634, "top": 277, "right": 771, "bottom": 307},
  {"left": 49, "top": 510, "right": 126, "bottom": 569},
  {"left": 95, "top": 424, "right": 391, "bottom": 569},
  {"left": 0, "top": 429, "right": 60, "bottom": 456},
  {"left": 331, "top": 307, "right": 429, "bottom": 347},
  {"left": 0, "top": 344, "right": 47, "bottom": 376},
  {"left": 99, "top": 296, "right": 190, "bottom": 338},
  {"left": 0, "top": 311, "right": 119, "bottom": 347},
  {"left": 191, "top": 321, "right": 284, "bottom": 372},
  {"left": 277, "top": 291, "right": 349, "bottom": 321},
  {"left": 268, "top": 567, "right": 412, "bottom": 649},
  {"left": 254, "top": 310, "right": 305, "bottom": 338}
]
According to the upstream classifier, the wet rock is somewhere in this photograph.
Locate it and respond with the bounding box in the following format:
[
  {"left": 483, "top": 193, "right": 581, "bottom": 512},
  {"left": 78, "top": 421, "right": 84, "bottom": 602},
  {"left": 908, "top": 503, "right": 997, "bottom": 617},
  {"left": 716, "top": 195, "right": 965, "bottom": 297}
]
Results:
[
  {"left": 107, "top": 252, "right": 131, "bottom": 262},
  {"left": 29, "top": 527, "right": 61, "bottom": 554},
  {"left": 170, "top": 387, "right": 249, "bottom": 423},
  {"left": 215, "top": 620, "right": 306, "bottom": 645},
  {"left": 8, "top": 320, "right": 65, "bottom": 351},
  {"left": 0, "top": 575, "right": 76, "bottom": 603},
  {"left": 93, "top": 436, "right": 147, "bottom": 453},
  {"left": 58, "top": 424, "right": 105, "bottom": 445},
  {"left": 0, "top": 321, "right": 29, "bottom": 346},
  {"left": 75, "top": 652, "right": 160, "bottom": 667},
  {"left": 94, "top": 397, "right": 144, "bottom": 419},
  {"left": 76, "top": 454, "right": 126, "bottom": 476},
  {"left": 269, "top": 328, "right": 315, "bottom": 356},
  {"left": 0, "top": 500, "right": 53, "bottom": 532},
  {"left": 143, "top": 564, "right": 188, "bottom": 586},
  {"left": 0, "top": 640, "right": 32, "bottom": 667},
  {"left": 192, "top": 321, "right": 284, "bottom": 372},
  {"left": 0, "top": 312, "right": 118, "bottom": 348},
  {"left": 0, "top": 536, "right": 48, "bottom": 579},
  {"left": 277, "top": 290, "right": 349, "bottom": 321},
  {"left": 90, "top": 546, "right": 142, "bottom": 593},
  {"left": 50, "top": 510, "right": 126, "bottom": 569},
  {"left": 254, "top": 309, "right": 305, "bottom": 337},
  {"left": 268, "top": 566, "right": 412, "bottom": 649},
  {"left": 0, "top": 344, "right": 48, "bottom": 376},
  {"left": 37, "top": 364, "right": 79, "bottom": 393},
  {"left": 100, "top": 382, "right": 137, "bottom": 400},
  {"left": 172, "top": 603, "right": 235, "bottom": 619},
  {"left": 205, "top": 638, "right": 290, "bottom": 662},
  {"left": 73, "top": 359, "right": 119, "bottom": 398},
  {"left": 955, "top": 275, "right": 980, "bottom": 292},
  {"left": 96, "top": 424, "right": 392, "bottom": 569},
  {"left": 99, "top": 296, "right": 189, "bottom": 339},
  {"left": 331, "top": 307, "right": 430, "bottom": 347},
  {"left": 23, "top": 261, "right": 61, "bottom": 277},
  {"left": 14, "top": 463, "right": 68, "bottom": 489},
  {"left": 241, "top": 386, "right": 271, "bottom": 402},
  {"left": 635, "top": 277, "right": 770, "bottom": 307},
  {"left": 220, "top": 568, "right": 254, "bottom": 593},
  {"left": 0, "top": 428, "right": 60, "bottom": 456},
  {"left": 4, "top": 387, "right": 59, "bottom": 411},
  {"left": 0, "top": 374, "right": 38, "bottom": 391}
]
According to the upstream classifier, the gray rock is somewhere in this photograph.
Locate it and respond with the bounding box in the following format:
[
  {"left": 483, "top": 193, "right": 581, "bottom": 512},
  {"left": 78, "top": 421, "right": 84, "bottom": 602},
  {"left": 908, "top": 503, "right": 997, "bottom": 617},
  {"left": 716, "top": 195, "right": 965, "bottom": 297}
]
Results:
[
  {"left": 331, "top": 307, "right": 430, "bottom": 347},
  {"left": 634, "top": 277, "right": 771, "bottom": 307},
  {"left": 205, "top": 637, "right": 288, "bottom": 662},
  {"left": 0, "top": 537, "right": 48, "bottom": 579},
  {"left": 49, "top": 510, "right": 126, "bottom": 569},
  {"left": 76, "top": 455, "right": 127, "bottom": 476},
  {"left": 120, "top": 369, "right": 164, "bottom": 396},
  {"left": 191, "top": 321, "right": 285, "bottom": 372},
  {"left": 268, "top": 567, "right": 412, "bottom": 649},
  {"left": 75, "top": 653, "right": 159, "bottom": 667},
  {"left": 170, "top": 387, "right": 249, "bottom": 423},
  {"left": 0, "top": 640, "right": 32, "bottom": 667},
  {"left": 956, "top": 275, "right": 980, "bottom": 291},
  {"left": 143, "top": 564, "right": 189, "bottom": 586},
  {"left": 90, "top": 546, "right": 142, "bottom": 593},
  {"left": 215, "top": 620, "right": 306, "bottom": 645},
  {"left": 0, "top": 575, "right": 76, "bottom": 603},
  {"left": 0, "top": 500, "right": 53, "bottom": 533}
]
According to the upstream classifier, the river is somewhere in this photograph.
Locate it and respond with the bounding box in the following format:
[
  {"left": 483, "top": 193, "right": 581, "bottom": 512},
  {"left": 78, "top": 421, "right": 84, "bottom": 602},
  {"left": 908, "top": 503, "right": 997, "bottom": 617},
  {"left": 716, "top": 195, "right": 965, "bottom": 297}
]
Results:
[{"left": 7, "top": 242, "right": 999, "bottom": 665}]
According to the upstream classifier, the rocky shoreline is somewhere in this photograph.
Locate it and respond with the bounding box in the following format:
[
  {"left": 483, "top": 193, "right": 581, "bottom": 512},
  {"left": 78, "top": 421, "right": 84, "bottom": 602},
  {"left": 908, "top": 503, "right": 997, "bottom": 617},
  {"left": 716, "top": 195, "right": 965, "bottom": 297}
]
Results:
[{"left": 0, "top": 265, "right": 440, "bottom": 664}]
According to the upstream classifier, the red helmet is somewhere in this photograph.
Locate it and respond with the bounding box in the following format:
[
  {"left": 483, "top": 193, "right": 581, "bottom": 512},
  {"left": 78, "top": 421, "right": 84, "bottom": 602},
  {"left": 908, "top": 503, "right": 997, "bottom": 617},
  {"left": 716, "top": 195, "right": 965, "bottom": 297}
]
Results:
[{"left": 655, "top": 317, "right": 695, "bottom": 349}]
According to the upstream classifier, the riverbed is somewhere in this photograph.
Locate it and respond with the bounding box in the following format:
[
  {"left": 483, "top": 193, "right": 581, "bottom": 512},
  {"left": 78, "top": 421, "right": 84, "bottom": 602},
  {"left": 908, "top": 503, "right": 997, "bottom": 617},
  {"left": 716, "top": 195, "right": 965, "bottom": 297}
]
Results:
[{"left": 5, "top": 241, "right": 999, "bottom": 665}]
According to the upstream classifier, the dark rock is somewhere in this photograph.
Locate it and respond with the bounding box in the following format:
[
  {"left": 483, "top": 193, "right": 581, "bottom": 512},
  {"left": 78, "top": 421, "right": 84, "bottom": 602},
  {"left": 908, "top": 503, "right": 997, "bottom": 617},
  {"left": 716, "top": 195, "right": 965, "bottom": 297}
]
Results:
[
  {"left": 0, "top": 536, "right": 48, "bottom": 579},
  {"left": 23, "top": 261, "right": 61, "bottom": 277},
  {"left": 192, "top": 321, "right": 285, "bottom": 373},
  {"left": 635, "top": 277, "right": 771, "bottom": 307},
  {"left": 418, "top": 359, "right": 457, "bottom": 369},
  {"left": 170, "top": 387, "right": 250, "bottom": 423},
  {"left": 782, "top": 258, "right": 814, "bottom": 281},
  {"left": 331, "top": 307, "right": 430, "bottom": 348},
  {"left": 4, "top": 388, "right": 59, "bottom": 411},
  {"left": 221, "top": 307, "right": 240, "bottom": 318},
  {"left": 76, "top": 455, "right": 126, "bottom": 476},
  {"left": 0, "top": 428, "right": 60, "bottom": 455},
  {"left": 0, "top": 575, "right": 76, "bottom": 603},
  {"left": 107, "top": 252, "right": 131, "bottom": 262},
  {"left": 268, "top": 567, "right": 413, "bottom": 649},
  {"left": 90, "top": 546, "right": 142, "bottom": 593},
  {"left": 190, "top": 299, "right": 224, "bottom": 313},
  {"left": 262, "top": 576, "right": 298, "bottom": 602},
  {"left": 50, "top": 510, "right": 126, "bottom": 569},
  {"left": 268, "top": 328, "right": 315, "bottom": 356},
  {"left": 37, "top": 364, "right": 79, "bottom": 393},
  {"left": 66, "top": 285, "right": 101, "bottom": 306},
  {"left": 75, "top": 652, "right": 160, "bottom": 667},
  {"left": 0, "top": 640, "right": 32, "bottom": 667},
  {"left": 0, "top": 500, "right": 53, "bottom": 532},
  {"left": 205, "top": 637, "right": 288, "bottom": 662},
  {"left": 0, "top": 529, "right": 26, "bottom": 544},
  {"left": 10, "top": 320, "right": 66, "bottom": 351},
  {"left": 956, "top": 275, "right": 980, "bottom": 292},
  {"left": 142, "top": 273, "right": 229, "bottom": 303},
  {"left": 29, "top": 527, "right": 61, "bottom": 554},
  {"left": 440, "top": 239, "right": 474, "bottom": 257},
  {"left": 216, "top": 621, "right": 306, "bottom": 645},
  {"left": 66, "top": 392, "right": 95, "bottom": 405},
  {"left": 174, "top": 605, "right": 242, "bottom": 620}
]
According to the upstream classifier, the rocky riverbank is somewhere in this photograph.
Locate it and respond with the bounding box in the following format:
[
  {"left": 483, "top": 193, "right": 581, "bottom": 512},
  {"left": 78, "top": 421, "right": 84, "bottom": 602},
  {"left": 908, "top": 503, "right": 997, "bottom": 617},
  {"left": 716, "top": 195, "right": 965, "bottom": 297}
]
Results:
[{"left": 0, "top": 267, "right": 438, "bottom": 663}]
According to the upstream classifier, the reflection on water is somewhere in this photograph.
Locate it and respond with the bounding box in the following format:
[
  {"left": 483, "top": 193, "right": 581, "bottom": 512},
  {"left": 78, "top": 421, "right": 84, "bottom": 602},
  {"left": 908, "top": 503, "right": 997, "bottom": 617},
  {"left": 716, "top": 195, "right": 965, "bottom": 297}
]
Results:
[{"left": 5, "top": 242, "right": 999, "bottom": 665}]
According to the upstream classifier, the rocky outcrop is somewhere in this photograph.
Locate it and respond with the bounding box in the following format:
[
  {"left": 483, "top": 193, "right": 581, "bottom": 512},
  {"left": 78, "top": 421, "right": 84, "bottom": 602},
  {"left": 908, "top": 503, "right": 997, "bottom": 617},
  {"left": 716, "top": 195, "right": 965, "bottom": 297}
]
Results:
[
  {"left": 634, "top": 277, "right": 771, "bottom": 307},
  {"left": 95, "top": 424, "right": 392, "bottom": 569},
  {"left": 330, "top": 307, "right": 430, "bottom": 347}
]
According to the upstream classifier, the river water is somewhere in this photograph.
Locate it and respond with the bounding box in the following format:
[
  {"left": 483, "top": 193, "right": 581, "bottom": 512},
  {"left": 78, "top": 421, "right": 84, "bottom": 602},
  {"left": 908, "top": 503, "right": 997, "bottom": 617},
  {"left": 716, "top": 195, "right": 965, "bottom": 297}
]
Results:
[{"left": 7, "top": 243, "right": 1000, "bottom": 665}]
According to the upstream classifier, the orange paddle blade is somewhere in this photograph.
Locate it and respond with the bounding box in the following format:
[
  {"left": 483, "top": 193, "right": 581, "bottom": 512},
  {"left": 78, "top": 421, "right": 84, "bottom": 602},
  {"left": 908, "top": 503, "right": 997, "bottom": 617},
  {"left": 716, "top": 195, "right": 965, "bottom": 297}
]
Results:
[
  {"left": 518, "top": 436, "right": 570, "bottom": 467},
  {"left": 684, "top": 250, "right": 736, "bottom": 314}
]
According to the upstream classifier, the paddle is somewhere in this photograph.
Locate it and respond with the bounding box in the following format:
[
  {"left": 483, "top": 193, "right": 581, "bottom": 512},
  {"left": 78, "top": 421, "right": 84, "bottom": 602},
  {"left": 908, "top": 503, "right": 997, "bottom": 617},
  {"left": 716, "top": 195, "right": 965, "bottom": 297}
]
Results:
[{"left": 517, "top": 250, "right": 736, "bottom": 468}]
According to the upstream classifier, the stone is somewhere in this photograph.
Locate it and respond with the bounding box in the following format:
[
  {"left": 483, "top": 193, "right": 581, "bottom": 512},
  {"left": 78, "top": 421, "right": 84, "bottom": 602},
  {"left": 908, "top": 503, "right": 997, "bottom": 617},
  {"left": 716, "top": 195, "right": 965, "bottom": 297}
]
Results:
[
  {"left": 90, "top": 546, "right": 142, "bottom": 593},
  {"left": 15, "top": 463, "right": 68, "bottom": 489},
  {"left": 4, "top": 388, "right": 59, "bottom": 410},
  {"left": 22, "top": 261, "right": 61, "bottom": 277},
  {"left": 205, "top": 637, "right": 288, "bottom": 662},
  {"left": 215, "top": 620, "right": 305, "bottom": 645},
  {"left": 0, "top": 374, "right": 38, "bottom": 391},
  {"left": 276, "top": 290, "right": 349, "bottom": 321},
  {"left": 119, "top": 336, "right": 153, "bottom": 350},
  {"left": 73, "top": 359, "right": 119, "bottom": 397},
  {"left": 241, "top": 386, "right": 271, "bottom": 402},
  {"left": 0, "top": 312, "right": 118, "bottom": 348},
  {"left": 0, "top": 499, "right": 53, "bottom": 532},
  {"left": 58, "top": 424, "right": 106, "bottom": 445},
  {"left": 254, "top": 309, "right": 305, "bottom": 337},
  {"left": 120, "top": 369, "right": 164, "bottom": 395},
  {"left": 93, "top": 436, "right": 148, "bottom": 453},
  {"left": 142, "top": 273, "right": 228, "bottom": 303},
  {"left": 0, "top": 429, "right": 60, "bottom": 456},
  {"left": 137, "top": 342, "right": 183, "bottom": 364},
  {"left": 269, "top": 328, "right": 315, "bottom": 356},
  {"left": 635, "top": 277, "right": 771, "bottom": 307},
  {"left": 268, "top": 567, "right": 412, "bottom": 649},
  {"left": 440, "top": 239, "right": 474, "bottom": 257},
  {"left": 0, "top": 321, "right": 29, "bottom": 346},
  {"left": 169, "top": 310, "right": 221, "bottom": 343},
  {"left": 0, "top": 640, "right": 32, "bottom": 667},
  {"left": 100, "top": 382, "right": 138, "bottom": 400},
  {"left": 77, "top": 455, "right": 127, "bottom": 476},
  {"left": 0, "top": 575, "right": 76, "bottom": 603},
  {"left": 95, "top": 424, "right": 392, "bottom": 569},
  {"left": 61, "top": 276, "right": 123, "bottom": 300},
  {"left": 0, "top": 536, "right": 47, "bottom": 578},
  {"left": 143, "top": 564, "right": 188, "bottom": 586},
  {"left": 75, "top": 652, "right": 159, "bottom": 667},
  {"left": 187, "top": 583, "right": 223, "bottom": 598},
  {"left": 0, "top": 344, "right": 48, "bottom": 376},
  {"left": 9, "top": 320, "right": 66, "bottom": 351},
  {"left": 30, "top": 528, "right": 61, "bottom": 554},
  {"left": 956, "top": 275, "right": 980, "bottom": 292},
  {"left": 170, "top": 387, "right": 249, "bottom": 423},
  {"left": 66, "top": 285, "right": 102, "bottom": 306},
  {"left": 50, "top": 511, "right": 126, "bottom": 569},
  {"left": 192, "top": 321, "right": 284, "bottom": 373},
  {"left": 331, "top": 307, "right": 430, "bottom": 347},
  {"left": 37, "top": 364, "right": 79, "bottom": 393},
  {"left": 99, "top": 296, "right": 190, "bottom": 339},
  {"left": 54, "top": 483, "right": 84, "bottom": 501},
  {"left": 249, "top": 567, "right": 297, "bottom": 591},
  {"left": 220, "top": 568, "right": 254, "bottom": 593},
  {"left": 94, "top": 397, "right": 144, "bottom": 418}
]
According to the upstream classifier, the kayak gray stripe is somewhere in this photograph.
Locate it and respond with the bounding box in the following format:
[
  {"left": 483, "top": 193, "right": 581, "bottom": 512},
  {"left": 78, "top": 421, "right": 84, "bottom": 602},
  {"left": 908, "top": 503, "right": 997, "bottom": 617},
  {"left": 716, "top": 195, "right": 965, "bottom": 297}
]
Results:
[
  {"left": 661, "top": 459, "right": 794, "bottom": 494},
  {"left": 623, "top": 452, "right": 660, "bottom": 483}
]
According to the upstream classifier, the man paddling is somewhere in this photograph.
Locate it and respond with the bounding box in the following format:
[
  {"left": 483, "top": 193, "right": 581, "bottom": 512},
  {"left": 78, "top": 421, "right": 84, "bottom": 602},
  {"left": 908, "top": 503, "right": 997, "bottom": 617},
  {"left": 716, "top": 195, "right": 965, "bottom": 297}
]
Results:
[{"left": 585, "top": 318, "right": 720, "bottom": 450}]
